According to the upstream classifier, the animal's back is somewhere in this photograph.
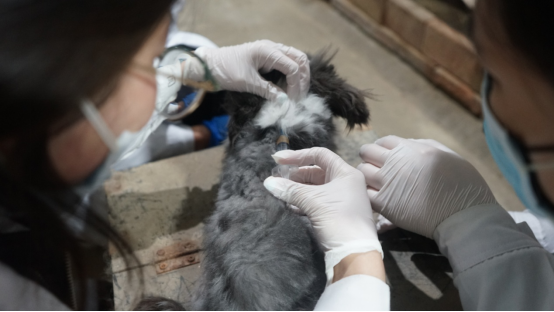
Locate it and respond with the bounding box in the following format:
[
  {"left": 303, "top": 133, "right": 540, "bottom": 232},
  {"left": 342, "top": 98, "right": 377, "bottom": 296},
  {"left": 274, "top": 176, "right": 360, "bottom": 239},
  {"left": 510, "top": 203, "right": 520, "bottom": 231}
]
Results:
[{"left": 195, "top": 123, "right": 327, "bottom": 310}]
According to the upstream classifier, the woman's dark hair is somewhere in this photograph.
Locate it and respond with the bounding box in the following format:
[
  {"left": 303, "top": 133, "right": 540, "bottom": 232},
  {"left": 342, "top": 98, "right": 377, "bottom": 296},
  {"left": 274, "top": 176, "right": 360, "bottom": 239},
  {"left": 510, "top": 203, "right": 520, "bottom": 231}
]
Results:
[
  {"left": 491, "top": 0, "right": 554, "bottom": 84},
  {"left": 0, "top": 0, "right": 174, "bottom": 309}
]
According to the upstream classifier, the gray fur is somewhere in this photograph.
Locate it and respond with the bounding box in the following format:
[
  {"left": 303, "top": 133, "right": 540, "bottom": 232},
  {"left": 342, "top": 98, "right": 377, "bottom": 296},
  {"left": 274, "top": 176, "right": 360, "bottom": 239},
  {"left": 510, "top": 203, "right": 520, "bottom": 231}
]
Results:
[
  {"left": 134, "top": 297, "right": 185, "bottom": 311},
  {"left": 193, "top": 50, "right": 370, "bottom": 310}
]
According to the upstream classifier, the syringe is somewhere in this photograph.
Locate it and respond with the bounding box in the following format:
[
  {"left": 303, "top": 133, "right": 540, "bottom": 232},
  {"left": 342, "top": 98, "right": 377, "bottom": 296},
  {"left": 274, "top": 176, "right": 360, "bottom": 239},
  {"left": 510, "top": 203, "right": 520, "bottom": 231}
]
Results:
[
  {"left": 272, "top": 125, "right": 298, "bottom": 179},
  {"left": 275, "top": 126, "right": 291, "bottom": 151}
]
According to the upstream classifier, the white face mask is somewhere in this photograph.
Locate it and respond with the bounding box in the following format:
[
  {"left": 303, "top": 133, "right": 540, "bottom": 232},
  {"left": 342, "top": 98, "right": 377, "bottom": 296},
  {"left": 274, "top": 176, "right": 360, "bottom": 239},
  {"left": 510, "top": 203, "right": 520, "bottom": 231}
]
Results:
[{"left": 72, "top": 100, "right": 160, "bottom": 197}]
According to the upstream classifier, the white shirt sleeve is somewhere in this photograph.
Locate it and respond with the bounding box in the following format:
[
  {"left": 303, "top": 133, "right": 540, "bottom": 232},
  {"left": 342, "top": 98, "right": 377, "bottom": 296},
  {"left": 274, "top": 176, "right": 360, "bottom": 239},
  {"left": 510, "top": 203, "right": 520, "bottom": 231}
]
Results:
[
  {"left": 508, "top": 209, "right": 554, "bottom": 253},
  {"left": 314, "top": 275, "right": 390, "bottom": 311}
]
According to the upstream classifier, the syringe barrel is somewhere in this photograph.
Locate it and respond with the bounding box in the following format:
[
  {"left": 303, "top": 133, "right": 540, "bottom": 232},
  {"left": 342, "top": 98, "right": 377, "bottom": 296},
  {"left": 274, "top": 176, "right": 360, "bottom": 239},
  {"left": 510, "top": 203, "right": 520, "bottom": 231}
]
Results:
[
  {"left": 276, "top": 134, "right": 290, "bottom": 151},
  {"left": 276, "top": 142, "right": 290, "bottom": 151}
]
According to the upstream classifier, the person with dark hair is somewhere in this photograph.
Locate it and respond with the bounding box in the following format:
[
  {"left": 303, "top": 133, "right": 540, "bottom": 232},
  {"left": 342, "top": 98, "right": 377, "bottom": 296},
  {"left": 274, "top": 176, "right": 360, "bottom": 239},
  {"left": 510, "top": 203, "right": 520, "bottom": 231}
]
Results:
[{"left": 0, "top": 0, "right": 317, "bottom": 309}]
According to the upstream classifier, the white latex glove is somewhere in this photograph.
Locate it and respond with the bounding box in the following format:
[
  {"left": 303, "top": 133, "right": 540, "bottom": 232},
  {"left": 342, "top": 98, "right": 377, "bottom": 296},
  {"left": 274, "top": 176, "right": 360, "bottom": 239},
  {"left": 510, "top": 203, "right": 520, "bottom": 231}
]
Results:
[
  {"left": 192, "top": 40, "right": 310, "bottom": 101},
  {"left": 358, "top": 135, "right": 497, "bottom": 238},
  {"left": 375, "top": 214, "right": 397, "bottom": 234},
  {"left": 263, "top": 147, "right": 383, "bottom": 283}
]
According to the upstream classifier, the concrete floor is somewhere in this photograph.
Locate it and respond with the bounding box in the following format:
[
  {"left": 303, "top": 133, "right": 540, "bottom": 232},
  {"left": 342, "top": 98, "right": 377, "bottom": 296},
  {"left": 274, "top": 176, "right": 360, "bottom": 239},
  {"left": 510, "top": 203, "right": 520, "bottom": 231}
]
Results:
[{"left": 178, "top": 0, "right": 523, "bottom": 212}]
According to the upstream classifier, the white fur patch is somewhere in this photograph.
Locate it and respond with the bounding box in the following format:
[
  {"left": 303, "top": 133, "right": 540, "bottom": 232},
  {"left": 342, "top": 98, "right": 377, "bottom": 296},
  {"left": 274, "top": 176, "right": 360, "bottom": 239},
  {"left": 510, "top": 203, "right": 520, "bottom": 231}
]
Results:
[{"left": 254, "top": 94, "right": 331, "bottom": 134}]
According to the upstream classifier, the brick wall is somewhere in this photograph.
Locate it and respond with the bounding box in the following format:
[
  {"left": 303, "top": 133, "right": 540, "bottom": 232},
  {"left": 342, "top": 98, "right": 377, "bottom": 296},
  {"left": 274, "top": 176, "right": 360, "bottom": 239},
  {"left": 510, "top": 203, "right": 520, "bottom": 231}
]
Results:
[{"left": 332, "top": 0, "right": 483, "bottom": 116}]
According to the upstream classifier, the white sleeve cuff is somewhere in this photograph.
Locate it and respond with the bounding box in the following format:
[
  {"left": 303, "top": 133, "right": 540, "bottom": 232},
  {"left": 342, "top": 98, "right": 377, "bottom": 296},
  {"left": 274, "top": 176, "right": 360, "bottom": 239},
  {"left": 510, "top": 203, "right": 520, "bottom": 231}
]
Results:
[
  {"left": 315, "top": 275, "right": 390, "bottom": 311},
  {"left": 508, "top": 209, "right": 554, "bottom": 253},
  {"left": 324, "top": 240, "right": 383, "bottom": 285}
]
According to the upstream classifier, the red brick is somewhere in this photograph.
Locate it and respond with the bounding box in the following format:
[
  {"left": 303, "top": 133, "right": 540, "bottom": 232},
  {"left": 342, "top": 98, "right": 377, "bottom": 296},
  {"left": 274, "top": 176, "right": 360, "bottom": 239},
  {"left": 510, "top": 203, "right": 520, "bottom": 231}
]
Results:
[
  {"left": 423, "top": 19, "right": 483, "bottom": 92},
  {"left": 348, "top": 0, "right": 386, "bottom": 23},
  {"left": 332, "top": 0, "right": 384, "bottom": 43},
  {"left": 376, "top": 26, "right": 436, "bottom": 78},
  {"left": 334, "top": 0, "right": 436, "bottom": 76},
  {"left": 432, "top": 67, "right": 482, "bottom": 116},
  {"left": 385, "top": 0, "right": 435, "bottom": 51}
]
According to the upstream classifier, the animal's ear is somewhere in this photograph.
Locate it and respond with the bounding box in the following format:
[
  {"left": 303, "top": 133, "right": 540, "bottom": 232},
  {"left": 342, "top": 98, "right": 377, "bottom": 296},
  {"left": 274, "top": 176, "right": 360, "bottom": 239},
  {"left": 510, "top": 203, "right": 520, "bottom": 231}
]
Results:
[
  {"left": 308, "top": 49, "right": 371, "bottom": 129},
  {"left": 223, "top": 91, "right": 265, "bottom": 146}
]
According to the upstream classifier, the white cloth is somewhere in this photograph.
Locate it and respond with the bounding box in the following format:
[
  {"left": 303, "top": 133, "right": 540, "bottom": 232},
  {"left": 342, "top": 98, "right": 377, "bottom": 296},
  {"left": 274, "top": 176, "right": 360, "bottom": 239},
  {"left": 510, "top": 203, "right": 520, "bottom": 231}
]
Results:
[
  {"left": 315, "top": 275, "right": 390, "bottom": 311},
  {"left": 509, "top": 209, "right": 554, "bottom": 253},
  {"left": 0, "top": 262, "right": 70, "bottom": 310}
]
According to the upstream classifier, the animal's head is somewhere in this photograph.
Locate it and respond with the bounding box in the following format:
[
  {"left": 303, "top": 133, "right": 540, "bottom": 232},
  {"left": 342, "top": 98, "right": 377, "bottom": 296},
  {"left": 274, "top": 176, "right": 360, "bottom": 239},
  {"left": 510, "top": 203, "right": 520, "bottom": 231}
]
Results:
[{"left": 222, "top": 49, "right": 371, "bottom": 143}]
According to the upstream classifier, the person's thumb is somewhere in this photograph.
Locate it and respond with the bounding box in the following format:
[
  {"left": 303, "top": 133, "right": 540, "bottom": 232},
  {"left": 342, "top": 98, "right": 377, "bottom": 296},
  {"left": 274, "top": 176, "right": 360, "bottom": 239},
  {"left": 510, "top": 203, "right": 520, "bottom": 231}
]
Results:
[{"left": 263, "top": 176, "right": 316, "bottom": 215}]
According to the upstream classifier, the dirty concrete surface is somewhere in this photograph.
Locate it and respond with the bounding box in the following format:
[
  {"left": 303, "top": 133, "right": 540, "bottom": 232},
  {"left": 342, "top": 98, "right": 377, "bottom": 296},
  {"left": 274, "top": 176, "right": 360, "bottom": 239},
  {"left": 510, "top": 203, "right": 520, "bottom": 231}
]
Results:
[{"left": 108, "top": 0, "right": 525, "bottom": 310}]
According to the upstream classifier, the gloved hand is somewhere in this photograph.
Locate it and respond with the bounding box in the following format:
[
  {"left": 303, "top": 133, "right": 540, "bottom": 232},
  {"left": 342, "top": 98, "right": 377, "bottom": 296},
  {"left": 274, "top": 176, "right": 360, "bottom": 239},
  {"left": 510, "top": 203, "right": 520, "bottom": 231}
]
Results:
[
  {"left": 357, "top": 135, "right": 497, "bottom": 238},
  {"left": 192, "top": 40, "right": 310, "bottom": 101},
  {"left": 263, "top": 147, "right": 383, "bottom": 283}
]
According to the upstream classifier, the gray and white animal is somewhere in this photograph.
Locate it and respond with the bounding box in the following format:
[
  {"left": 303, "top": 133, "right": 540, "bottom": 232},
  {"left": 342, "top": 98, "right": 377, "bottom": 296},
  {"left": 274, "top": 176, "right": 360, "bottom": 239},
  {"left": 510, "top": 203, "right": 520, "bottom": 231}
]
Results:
[{"left": 193, "top": 50, "right": 371, "bottom": 310}]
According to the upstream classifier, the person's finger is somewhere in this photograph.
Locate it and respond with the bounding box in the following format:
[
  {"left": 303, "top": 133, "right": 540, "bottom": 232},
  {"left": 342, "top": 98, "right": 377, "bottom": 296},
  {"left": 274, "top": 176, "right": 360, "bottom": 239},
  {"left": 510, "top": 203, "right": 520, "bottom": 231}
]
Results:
[
  {"left": 357, "top": 162, "right": 383, "bottom": 190},
  {"left": 258, "top": 39, "right": 307, "bottom": 66},
  {"left": 263, "top": 176, "right": 316, "bottom": 216},
  {"left": 288, "top": 165, "right": 326, "bottom": 185},
  {"left": 276, "top": 43, "right": 307, "bottom": 63},
  {"left": 272, "top": 147, "right": 349, "bottom": 174},
  {"left": 366, "top": 187, "right": 382, "bottom": 212},
  {"left": 411, "top": 139, "right": 458, "bottom": 155},
  {"left": 375, "top": 214, "right": 397, "bottom": 234},
  {"left": 277, "top": 45, "right": 310, "bottom": 101},
  {"left": 258, "top": 48, "right": 300, "bottom": 78},
  {"left": 255, "top": 41, "right": 309, "bottom": 101},
  {"left": 252, "top": 76, "right": 286, "bottom": 101},
  {"left": 367, "top": 187, "right": 378, "bottom": 198},
  {"left": 285, "top": 68, "right": 309, "bottom": 101},
  {"left": 374, "top": 135, "right": 407, "bottom": 150},
  {"left": 359, "top": 143, "right": 390, "bottom": 167}
]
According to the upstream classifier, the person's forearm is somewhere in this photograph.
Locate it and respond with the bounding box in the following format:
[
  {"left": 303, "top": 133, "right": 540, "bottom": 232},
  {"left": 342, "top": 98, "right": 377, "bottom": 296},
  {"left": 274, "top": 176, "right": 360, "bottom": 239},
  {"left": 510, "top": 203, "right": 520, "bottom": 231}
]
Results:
[
  {"left": 333, "top": 251, "right": 386, "bottom": 283},
  {"left": 435, "top": 204, "right": 554, "bottom": 310},
  {"left": 192, "top": 124, "right": 210, "bottom": 150}
]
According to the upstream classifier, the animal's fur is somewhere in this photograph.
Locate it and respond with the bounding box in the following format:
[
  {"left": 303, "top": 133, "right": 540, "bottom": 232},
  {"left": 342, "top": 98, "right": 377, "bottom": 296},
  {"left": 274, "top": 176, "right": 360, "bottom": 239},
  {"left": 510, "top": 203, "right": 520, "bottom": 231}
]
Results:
[{"left": 193, "top": 50, "right": 370, "bottom": 310}]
